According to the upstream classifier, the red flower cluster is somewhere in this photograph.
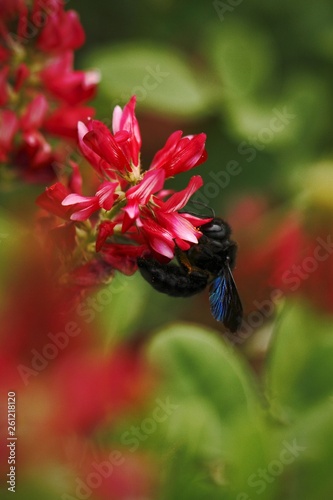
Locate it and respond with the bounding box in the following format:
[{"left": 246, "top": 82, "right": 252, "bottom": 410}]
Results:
[
  {"left": 37, "top": 96, "right": 211, "bottom": 279},
  {"left": 0, "top": 0, "right": 99, "bottom": 182},
  {"left": 0, "top": 241, "right": 156, "bottom": 499},
  {"left": 229, "top": 196, "right": 333, "bottom": 319}
]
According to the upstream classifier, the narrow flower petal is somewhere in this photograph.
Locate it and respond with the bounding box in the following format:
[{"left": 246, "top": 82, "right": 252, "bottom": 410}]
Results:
[
  {"left": 37, "top": 8, "right": 85, "bottom": 53},
  {"left": 0, "top": 110, "right": 18, "bottom": 161},
  {"left": 162, "top": 175, "right": 204, "bottom": 212},
  {"left": 150, "top": 131, "right": 207, "bottom": 177},
  {"left": 21, "top": 94, "right": 48, "bottom": 131},
  {"left": 112, "top": 96, "right": 141, "bottom": 167},
  {"left": 61, "top": 192, "right": 100, "bottom": 221},
  {"left": 96, "top": 221, "right": 117, "bottom": 251},
  {"left": 96, "top": 181, "right": 118, "bottom": 210},
  {"left": 36, "top": 182, "right": 71, "bottom": 219},
  {"left": 101, "top": 243, "right": 146, "bottom": 275},
  {"left": 69, "top": 201, "right": 99, "bottom": 221},
  {"left": 140, "top": 218, "right": 175, "bottom": 259},
  {"left": 42, "top": 51, "right": 100, "bottom": 105},
  {"left": 77, "top": 120, "right": 104, "bottom": 172},
  {"left": 68, "top": 161, "right": 83, "bottom": 195},
  {"left": 62, "top": 193, "right": 92, "bottom": 206},
  {"left": 180, "top": 212, "right": 213, "bottom": 227},
  {"left": 83, "top": 128, "right": 130, "bottom": 172},
  {"left": 150, "top": 130, "right": 183, "bottom": 169},
  {"left": 0, "top": 66, "right": 9, "bottom": 106},
  {"left": 126, "top": 169, "right": 165, "bottom": 204},
  {"left": 45, "top": 106, "right": 95, "bottom": 139},
  {"left": 157, "top": 212, "right": 201, "bottom": 243}
]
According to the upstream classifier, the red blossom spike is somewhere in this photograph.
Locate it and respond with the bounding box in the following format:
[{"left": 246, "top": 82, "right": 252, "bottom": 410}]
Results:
[{"left": 37, "top": 8, "right": 85, "bottom": 53}]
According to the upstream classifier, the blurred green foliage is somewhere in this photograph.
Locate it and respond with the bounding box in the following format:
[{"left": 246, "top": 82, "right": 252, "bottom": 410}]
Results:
[{"left": 143, "top": 304, "right": 333, "bottom": 499}]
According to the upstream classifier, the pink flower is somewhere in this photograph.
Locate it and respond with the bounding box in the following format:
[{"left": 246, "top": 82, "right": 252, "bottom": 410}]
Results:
[
  {"left": 78, "top": 96, "right": 207, "bottom": 184},
  {"left": 77, "top": 96, "right": 142, "bottom": 179},
  {"left": 36, "top": 95, "right": 210, "bottom": 278}
]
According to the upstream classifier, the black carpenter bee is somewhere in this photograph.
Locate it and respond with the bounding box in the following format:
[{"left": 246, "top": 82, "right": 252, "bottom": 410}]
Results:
[{"left": 137, "top": 217, "right": 243, "bottom": 332}]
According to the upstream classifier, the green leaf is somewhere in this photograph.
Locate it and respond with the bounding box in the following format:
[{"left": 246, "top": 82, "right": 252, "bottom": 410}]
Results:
[
  {"left": 285, "top": 400, "right": 333, "bottom": 500},
  {"left": 84, "top": 42, "right": 215, "bottom": 118},
  {"left": 266, "top": 300, "right": 333, "bottom": 419},
  {"left": 99, "top": 272, "right": 150, "bottom": 343},
  {"left": 205, "top": 19, "right": 276, "bottom": 100},
  {"left": 0, "top": 213, "right": 25, "bottom": 306},
  {"left": 148, "top": 323, "right": 260, "bottom": 419},
  {"left": 147, "top": 323, "right": 275, "bottom": 498}
]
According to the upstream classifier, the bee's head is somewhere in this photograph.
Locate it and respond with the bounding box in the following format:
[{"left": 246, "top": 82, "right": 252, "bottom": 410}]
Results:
[{"left": 199, "top": 218, "right": 232, "bottom": 241}]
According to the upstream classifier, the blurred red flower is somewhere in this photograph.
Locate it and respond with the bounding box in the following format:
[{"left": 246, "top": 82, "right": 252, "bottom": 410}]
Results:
[
  {"left": 0, "top": 0, "right": 99, "bottom": 181},
  {"left": 228, "top": 196, "right": 333, "bottom": 326}
]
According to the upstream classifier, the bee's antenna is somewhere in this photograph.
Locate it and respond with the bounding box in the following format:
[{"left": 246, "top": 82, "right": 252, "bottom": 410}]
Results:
[{"left": 185, "top": 200, "right": 215, "bottom": 218}]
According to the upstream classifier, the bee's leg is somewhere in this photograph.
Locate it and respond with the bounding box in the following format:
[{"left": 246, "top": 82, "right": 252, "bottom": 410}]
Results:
[
  {"left": 174, "top": 246, "right": 209, "bottom": 279},
  {"left": 174, "top": 246, "right": 193, "bottom": 273}
]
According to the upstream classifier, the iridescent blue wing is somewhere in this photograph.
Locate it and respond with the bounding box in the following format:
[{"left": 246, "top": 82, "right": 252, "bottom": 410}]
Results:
[{"left": 209, "top": 265, "right": 243, "bottom": 332}]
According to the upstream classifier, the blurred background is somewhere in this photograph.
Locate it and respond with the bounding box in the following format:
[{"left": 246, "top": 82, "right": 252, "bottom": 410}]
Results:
[{"left": 2, "top": 0, "right": 333, "bottom": 499}]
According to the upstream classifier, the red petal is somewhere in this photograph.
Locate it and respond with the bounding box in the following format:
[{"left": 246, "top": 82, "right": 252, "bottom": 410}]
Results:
[
  {"left": 150, "top": 130, "right": 183, "bottom": 169},
  {"left": 157, "top": 211, "right": 201, "bottom": 244},
  {"left": 21, "top": 94, "right": 48, "bottom": 131},
  {"left": 96, "top": 221, "right": 117, "bottom": 251},
  {"left": 101, "top": 244, "right": 146, "bottom": 275},
  {"left": 44, "top": 106, "right": 95, "bottom": 139},
  {"left": 162, "top": 175, "right": 204, "bottom": 212},
  {"left": 96, "top": 181, "right": 118, "bottom": 210},
  {"left": 84, "top": 129, "right": 130, "bottom": 172},
  {"left": 36, "top": 182, "right": 71, "bottom": 219},
  {"left": 150, "top": 131, "right": 207, "bottom": 176},
  {"left": 126, "top": 169, "right": 165, "bottom": 203}
]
